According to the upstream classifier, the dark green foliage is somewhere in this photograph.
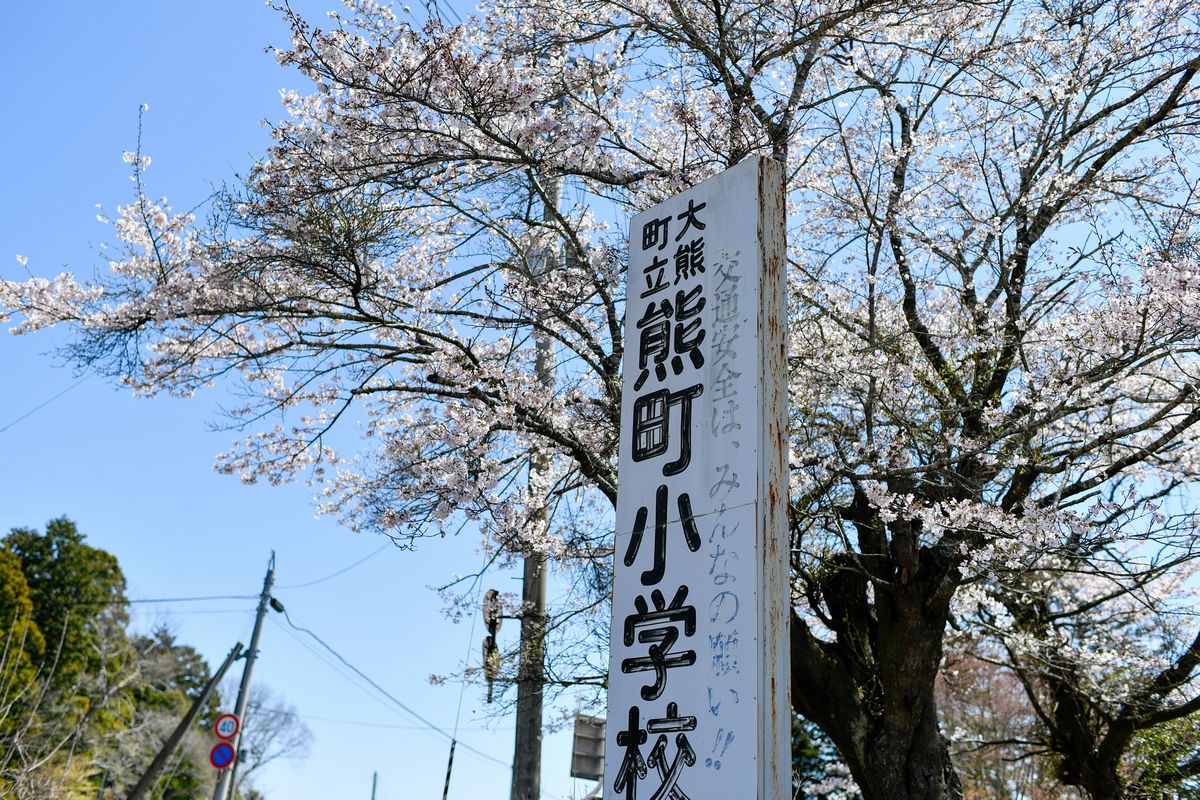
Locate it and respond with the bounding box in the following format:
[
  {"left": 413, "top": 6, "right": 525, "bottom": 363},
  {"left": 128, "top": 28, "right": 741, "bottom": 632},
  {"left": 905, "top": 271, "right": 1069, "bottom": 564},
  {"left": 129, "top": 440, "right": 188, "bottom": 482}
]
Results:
[
  {"left": 0, "top": 548, "right": 44, "bottom": 693},
  {"left": 3, "top": 517, "right": 127, "bottom": 688},
  {"left": 131, "top": 627, "right": 219, "bottom": 715},
  {"left": 0, "top": 549, "right": 45, "bottom": 775},
  {"left": 0, "top": 519, "right": 232, "bottom": 799},
  {"left": 0, "top": 520, "right": 131, "bottom": 795}
]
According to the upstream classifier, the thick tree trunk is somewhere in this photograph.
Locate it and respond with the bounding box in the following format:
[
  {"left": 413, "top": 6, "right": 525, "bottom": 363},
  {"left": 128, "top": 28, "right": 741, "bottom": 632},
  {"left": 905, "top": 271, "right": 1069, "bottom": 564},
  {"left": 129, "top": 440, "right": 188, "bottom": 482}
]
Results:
[
  {"left": 791, "top": 532, "right": 964, "bottom": 800},
  {"left": 1075, "top": 769, "right": 1124, "bottom": 800},
  {"left": 1051, "top": 693, "right": 1127, "bottom": 800}
]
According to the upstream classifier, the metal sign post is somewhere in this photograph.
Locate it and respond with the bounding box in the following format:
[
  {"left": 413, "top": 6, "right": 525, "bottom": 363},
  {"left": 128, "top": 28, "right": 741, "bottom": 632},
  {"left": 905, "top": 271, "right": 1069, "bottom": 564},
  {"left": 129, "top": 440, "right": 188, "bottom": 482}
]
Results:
[{"left": 605, "top": 156, "right": 789, "bottom": 800}]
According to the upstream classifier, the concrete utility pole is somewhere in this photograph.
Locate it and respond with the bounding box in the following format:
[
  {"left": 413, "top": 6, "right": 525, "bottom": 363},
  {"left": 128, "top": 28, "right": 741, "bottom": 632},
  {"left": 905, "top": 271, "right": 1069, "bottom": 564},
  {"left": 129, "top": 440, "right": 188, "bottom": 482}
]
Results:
[
  {"left": 441, "top": 739, "right": 457, "bottom": 800},
  {"left": 213, "top": 554, "right": 276, "bottom": 800},
  {"left": 510, "top": 172, "right": 561, "bottom": 800},
  {"left": 511, "top": 553, "right": 547, "bottom": 800},
  {"left": 128, "top": 642, "right": 244, "bottom": 800}
]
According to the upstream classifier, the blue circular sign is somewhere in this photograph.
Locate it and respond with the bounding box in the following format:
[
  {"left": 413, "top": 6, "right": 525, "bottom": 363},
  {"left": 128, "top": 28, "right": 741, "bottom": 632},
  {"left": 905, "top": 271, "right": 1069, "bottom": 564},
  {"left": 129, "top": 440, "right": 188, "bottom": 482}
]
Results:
[{"left": 210, "top": 741, "right": 236, "bottom": 769}]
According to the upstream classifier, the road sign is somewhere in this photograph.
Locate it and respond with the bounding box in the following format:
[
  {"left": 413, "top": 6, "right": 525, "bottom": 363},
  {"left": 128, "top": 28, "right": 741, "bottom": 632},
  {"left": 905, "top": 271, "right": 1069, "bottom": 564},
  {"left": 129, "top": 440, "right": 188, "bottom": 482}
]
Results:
[
  {"left": 214, "top": 713, "right": 240, "bottom": 740},
  {"left": 210, "top": 741, "right": 236, "bottom": 770}
]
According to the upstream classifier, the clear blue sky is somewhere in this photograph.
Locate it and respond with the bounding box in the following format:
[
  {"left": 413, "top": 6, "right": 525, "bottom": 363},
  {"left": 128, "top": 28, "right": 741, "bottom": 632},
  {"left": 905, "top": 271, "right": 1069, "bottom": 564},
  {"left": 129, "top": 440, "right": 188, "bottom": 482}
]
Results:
[{"left": 1, "top": 3, "right": 595, "bottom": 798}]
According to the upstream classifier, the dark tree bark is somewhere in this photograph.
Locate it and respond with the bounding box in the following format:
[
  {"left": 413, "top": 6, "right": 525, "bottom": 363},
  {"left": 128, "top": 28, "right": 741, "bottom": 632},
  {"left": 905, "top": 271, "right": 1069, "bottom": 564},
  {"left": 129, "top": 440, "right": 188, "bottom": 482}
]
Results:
[
  {"left": 790, "top": 492, "right": 965, "bottom": 800},
  {"left": 997, "top": 589, "right": 1200, "bottom": 800}
]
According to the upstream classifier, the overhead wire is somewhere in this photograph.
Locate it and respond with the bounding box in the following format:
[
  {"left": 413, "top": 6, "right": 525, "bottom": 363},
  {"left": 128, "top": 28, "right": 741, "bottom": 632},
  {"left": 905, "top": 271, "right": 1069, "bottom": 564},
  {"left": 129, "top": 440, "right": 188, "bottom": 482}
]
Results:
[
  {"left": 128, "top": 594, "right": 259, "bottom": 603},
  {"left": 69, "top": 594, "right": 259, "bottom": 606},
  {"left": 276, "top": 543, "right": 389, "bottom": 589},
  {"left": 277, "top": 607, "right": 511, "bottom": 769},
  {"left": 125, "top": 607, "right": 256, "bottom": 616},
  {"left": 265, "top": 613, "right": 406, "bottom": 723},
  {"left": 250, "top": 704, "right": 512, "bottom": 731},
  {"left": 442, "top": 522, "right": 488, "bottom": 800},
  {"left": 0, "top": 374, "right": 91, "bottom": 436}
]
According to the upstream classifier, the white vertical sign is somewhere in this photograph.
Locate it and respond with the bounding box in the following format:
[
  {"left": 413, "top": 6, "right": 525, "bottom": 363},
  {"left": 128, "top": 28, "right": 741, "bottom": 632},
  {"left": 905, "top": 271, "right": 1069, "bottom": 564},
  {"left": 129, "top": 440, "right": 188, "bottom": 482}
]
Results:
[{"left": 606, "top": 157, "right": 789, "bottom": 800}]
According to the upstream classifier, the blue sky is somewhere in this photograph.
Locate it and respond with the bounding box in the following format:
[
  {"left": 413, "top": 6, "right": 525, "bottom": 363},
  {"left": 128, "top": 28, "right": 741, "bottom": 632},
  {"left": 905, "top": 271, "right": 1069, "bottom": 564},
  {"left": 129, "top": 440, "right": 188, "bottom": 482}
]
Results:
[{"left": 1, "top": 3, "right": 595, "bottom": 798}]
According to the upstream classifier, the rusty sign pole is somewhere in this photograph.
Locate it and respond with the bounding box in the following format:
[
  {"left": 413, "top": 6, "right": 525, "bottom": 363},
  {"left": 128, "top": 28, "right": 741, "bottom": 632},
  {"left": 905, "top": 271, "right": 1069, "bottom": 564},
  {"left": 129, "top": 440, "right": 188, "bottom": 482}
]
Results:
[
  {"left": 756, "top": 155, "right": 791, "bottom": 800},
  {"left": 605, "top": 156, "right": 789, "bottom": 800}
]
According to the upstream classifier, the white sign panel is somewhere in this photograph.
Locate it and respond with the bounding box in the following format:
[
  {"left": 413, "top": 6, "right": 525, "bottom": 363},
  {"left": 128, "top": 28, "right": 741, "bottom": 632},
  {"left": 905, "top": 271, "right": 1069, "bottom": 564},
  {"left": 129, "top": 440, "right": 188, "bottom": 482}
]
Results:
[{"left": 606, "top": 157, "right": 789, "bottom": 800}]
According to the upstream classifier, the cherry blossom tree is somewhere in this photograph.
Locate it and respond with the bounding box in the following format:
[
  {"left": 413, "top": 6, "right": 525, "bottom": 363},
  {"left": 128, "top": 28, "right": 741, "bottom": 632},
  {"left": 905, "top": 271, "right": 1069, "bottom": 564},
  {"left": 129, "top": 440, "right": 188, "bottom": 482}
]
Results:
[
  {"left": 778, "top": 1, "right": 1200, "bottom": 795},
  {"left": 4, "top": 0, "right": 1200, "bottom": 797},
  {"left": 936, "top": 650, "right": 1071, "bottom": 799},
  {"left": 951, "top": 510, "right": 1200, "bottom": 798}
]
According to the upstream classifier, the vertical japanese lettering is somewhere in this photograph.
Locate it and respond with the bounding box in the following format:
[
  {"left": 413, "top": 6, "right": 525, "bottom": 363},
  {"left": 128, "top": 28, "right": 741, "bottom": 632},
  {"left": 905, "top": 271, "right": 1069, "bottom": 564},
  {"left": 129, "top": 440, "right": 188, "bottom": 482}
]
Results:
[
  {"left": 675, "top": 199, "right": 707, "bottom": 240},
  {"left": 632, "top": 384, "right": 704, "bottom": 475},
  {"left": 621, "top": 586, "right": 698, "bottom": 701},
  {"left": 625, "top": 485, "right": 702, "bottom": 586},
  {"left": 616, "top": 166, "right": 779, "bottom": 800}
]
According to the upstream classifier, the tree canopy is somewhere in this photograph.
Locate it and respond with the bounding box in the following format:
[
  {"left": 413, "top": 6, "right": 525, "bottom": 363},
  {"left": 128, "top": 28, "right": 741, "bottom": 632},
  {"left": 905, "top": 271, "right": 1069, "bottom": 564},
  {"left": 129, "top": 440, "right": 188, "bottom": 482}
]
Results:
[
  {"left": 3, "top": 1, "right": 1200, "bottom": 797},
  {"left": 0, "top": 549, "right": 44, "bottom": 703},
  {"left": 0, "top": 520, "right": 308, "bottom": 799},
  {"left": 4, "top": 518, "right": 127, "bottom": 689}
]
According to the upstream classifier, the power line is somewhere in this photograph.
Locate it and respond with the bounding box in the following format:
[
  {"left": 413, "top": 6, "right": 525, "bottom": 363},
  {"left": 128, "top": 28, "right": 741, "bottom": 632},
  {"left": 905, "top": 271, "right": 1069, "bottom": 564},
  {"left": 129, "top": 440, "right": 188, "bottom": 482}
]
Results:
[
  {"left": 129, "top": 594, "right": 258, "bottom": 603},
  {"left": 278, "top": 607, "right": 511, "bottom": 769},
  {"left": 265, "top": 613, "right": 413, "bottom": 725},
  {"left": 265, "top": 613, "right": 409, "bottom": 730},
  {"left": 126, "top": 607, "right": 256, "bottom": 616},
  {"left": 420, "top": 0, "right": 463, "bottom": 24},
  {"left": 276, "top": 543, "right": 389, "bottom": 589},
  {"left": 443, "top": 539, "right": 487, "bottom": 800},
  {"left": 70, "top": 594, "right": 258, "bottom": 606},
  {"left": 264, "top": 615, "right": 573, "bottom": 799},
  {"left": 71, "top": 542, "right": 388, "bottom": 606},
  {"left": 249, "top": 703, "right": 513, "bottom": 732},
  {"left": 0, "top": 374, "right": 91, "bottom": 435}
]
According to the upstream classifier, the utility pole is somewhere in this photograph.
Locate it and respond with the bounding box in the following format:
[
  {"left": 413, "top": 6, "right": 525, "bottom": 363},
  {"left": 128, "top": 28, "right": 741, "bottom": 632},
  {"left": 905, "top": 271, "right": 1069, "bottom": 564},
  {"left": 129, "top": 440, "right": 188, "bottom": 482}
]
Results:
[
  {"left": 213, "top": 554, "right": 276, "bottom": 800},
  {"left": 510, "top": 171, "right": 561, "bottom": 800},
  {"left": 371, "top": 771, "right": 378, "bottom": 800},
  {"left": 511, "top": 552, "right": 547, "bottom": 800},
  {"left": 441, "top": 739, "right": 456, "bottom": 800},
  {"left": 129, "top": 642, "right": 244, "bottom": 800}
]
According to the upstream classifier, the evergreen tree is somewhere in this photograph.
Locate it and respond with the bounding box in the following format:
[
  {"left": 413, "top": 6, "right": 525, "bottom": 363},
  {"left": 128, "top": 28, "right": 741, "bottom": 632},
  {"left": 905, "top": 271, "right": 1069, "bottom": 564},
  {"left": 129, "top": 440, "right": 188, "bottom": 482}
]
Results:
[{"left": 4, "top": 518, "right": 127, "bottom": 688}]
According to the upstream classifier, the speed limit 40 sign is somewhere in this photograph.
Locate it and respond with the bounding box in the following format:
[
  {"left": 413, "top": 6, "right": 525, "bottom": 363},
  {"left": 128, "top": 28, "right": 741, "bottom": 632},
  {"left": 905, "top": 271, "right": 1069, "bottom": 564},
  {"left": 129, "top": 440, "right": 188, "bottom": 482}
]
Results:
[{"left": 214, "top": 713, "right": 240, "bottom": 740}]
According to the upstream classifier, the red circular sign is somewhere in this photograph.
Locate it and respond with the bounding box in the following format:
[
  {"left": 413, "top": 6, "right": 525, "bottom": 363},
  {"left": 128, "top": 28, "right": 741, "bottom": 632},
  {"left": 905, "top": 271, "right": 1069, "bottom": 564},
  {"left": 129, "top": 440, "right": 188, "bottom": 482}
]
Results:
[
  {"left": 214, "top": 713, "right": 240, "bottom": 740},
  {"left": 210, "top": 741, "right": 236, "bottom": 769}
]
